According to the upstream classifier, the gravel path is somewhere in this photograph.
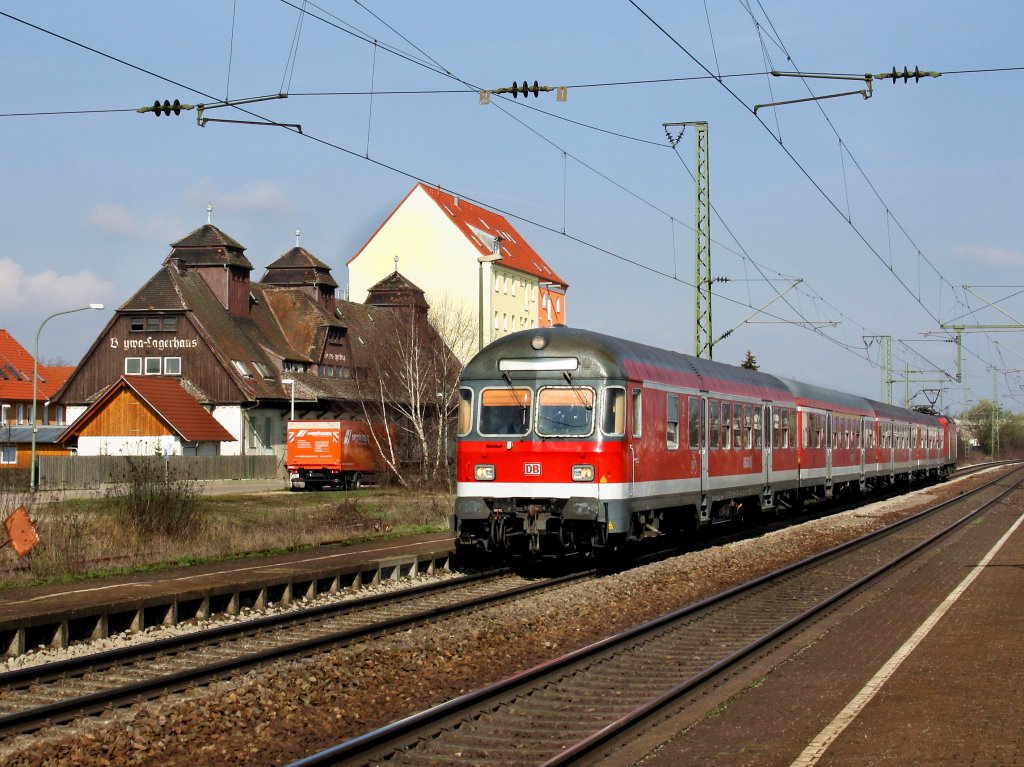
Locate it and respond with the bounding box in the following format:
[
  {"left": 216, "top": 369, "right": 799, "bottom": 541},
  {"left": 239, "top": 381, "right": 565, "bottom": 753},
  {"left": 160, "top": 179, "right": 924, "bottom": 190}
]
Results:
[{"left": 0, "top": 471, "right": 997, "bottom": 767}]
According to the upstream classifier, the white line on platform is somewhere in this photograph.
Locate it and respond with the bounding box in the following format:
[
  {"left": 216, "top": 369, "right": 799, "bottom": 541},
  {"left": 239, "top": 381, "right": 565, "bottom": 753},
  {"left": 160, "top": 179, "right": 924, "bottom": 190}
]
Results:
[{"left": 790, "top": 508, "right": 1024, "bottom": 767}]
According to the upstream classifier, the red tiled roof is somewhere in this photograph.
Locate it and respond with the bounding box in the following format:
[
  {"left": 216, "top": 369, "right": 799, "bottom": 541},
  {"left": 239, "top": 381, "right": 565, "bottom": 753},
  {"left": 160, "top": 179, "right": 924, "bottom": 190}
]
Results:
[
  {"left": 349, "top": 183, "right": 568, "bottom": 288},
  {"left": 0, "top": 329, "right": 73, "bottom": 401},
  {"left": 60, "top": 376, "right": 235, "bottom": 443}
]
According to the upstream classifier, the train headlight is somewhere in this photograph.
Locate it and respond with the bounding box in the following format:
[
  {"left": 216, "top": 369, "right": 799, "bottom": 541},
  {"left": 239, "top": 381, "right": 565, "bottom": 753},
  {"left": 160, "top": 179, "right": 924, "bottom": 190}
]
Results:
[
  {"left": 474, "top": 464, "right": 496, "bottom": 481},
  {"left": 571, "top": 464, "right": 595, "bottom": 482}
]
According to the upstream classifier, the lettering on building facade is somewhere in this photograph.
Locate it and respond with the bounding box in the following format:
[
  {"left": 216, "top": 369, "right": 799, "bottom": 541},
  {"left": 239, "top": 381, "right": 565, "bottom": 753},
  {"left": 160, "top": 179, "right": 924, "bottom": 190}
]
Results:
[{"left": 110, "top": 337, "right": 200, "bottom": 350}]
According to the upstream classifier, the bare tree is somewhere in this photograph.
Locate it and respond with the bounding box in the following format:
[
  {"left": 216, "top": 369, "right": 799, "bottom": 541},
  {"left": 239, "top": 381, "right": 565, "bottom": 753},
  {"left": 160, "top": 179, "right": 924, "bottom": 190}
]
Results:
[
  {"left": 426, "top": 297, "right": 476, "bottom": 484},
  {"left": 356, "top": 302, "right": 463, "bottom": 488}
]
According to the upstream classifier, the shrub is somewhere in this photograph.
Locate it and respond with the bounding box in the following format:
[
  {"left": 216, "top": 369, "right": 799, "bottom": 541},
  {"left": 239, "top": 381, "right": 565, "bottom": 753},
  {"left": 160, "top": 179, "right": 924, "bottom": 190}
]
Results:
[
  {"left": 106, "top": 456, "right": 205, "bottom": 541},
  {"left": 26, "top": 508, "right": 92, "bottom": 579}
]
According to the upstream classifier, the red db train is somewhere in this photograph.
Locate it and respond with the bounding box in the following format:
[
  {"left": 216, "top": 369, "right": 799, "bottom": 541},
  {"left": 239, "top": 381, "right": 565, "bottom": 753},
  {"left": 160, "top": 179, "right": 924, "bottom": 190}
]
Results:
[{"left": 452, "top": 327, "right": 957, "bottom": 559}]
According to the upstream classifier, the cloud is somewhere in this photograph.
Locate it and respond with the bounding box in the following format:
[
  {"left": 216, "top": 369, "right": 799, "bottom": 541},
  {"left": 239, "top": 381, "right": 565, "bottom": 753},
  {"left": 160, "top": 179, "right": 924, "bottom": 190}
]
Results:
[
  {"left": 957, "top": 245, "right": 1024, "bottom": 268},
  {"left": 183, "top": 180, "right": 293, "bottom": 216},
  {"left": 0, "top": 258, "right": 114, "bottom": 313},
  {"left": 84, "top": 203, "right": 141, "bottom": 237},
  {"left": 83, "top": 204, "right": 179, "bottom": 240}
]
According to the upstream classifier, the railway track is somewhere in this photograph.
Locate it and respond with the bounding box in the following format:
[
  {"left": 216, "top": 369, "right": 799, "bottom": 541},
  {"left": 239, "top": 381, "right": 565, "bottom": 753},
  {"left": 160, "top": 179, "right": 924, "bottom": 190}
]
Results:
[
  {"left": 288, "top": 465, "right": 1024, "bottom": 767},
  {"left": 0, "top": 568, "right": 591, "bottom": 739}
]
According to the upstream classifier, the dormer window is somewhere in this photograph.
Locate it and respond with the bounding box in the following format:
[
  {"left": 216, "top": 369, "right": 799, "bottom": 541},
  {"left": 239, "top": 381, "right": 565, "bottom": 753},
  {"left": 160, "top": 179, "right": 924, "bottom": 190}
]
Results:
[
  {"left": 232, "top": 360, "right": 253, "bottom": 377},
  {"left": 252, "top": 361, "right": 275, "bottom": 380}
]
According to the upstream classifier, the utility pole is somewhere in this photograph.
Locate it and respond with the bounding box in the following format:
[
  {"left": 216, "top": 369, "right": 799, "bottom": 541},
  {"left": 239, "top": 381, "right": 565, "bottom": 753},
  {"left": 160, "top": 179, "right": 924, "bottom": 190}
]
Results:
[
  {"left": 665, "top": 121, "right": 711, "bottom": 359},
  {"left": 991, "top": 369, "right": 1000, "bottom": 459}
]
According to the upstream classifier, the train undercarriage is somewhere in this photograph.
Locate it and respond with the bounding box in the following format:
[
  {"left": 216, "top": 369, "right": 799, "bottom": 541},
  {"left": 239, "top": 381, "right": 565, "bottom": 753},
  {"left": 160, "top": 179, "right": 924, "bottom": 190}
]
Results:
[{"left": 454, "top": 465, "right": 953, "bottom": 564}]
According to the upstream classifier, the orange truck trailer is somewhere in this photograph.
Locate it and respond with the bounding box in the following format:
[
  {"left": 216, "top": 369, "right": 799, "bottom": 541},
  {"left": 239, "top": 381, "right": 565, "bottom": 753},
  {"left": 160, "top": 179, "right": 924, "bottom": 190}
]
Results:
[{"left": 285, "top": 420, "right": 390, "bottom": 490}]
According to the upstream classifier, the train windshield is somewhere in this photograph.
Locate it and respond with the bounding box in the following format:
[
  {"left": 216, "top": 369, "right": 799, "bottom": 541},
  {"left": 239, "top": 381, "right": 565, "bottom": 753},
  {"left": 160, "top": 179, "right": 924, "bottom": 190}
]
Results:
[
  {"left": 479, "top": 388, "right": 533, "bottom": 435},
  {"left": 537, "top": 386, "right": 595, "bottom": 437}
]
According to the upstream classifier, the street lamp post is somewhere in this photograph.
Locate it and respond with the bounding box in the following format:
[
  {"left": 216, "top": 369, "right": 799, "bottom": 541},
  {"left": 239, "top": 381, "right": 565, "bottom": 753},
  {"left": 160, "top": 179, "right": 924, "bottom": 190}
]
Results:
[
  {"left": 477, "top": 252, "right": 502, "bottom": 351},
  {"left": 281, "top": 378, "right": 295, "bottom": 420},
  {"left": 31, "top": 303, "right": 104, "bottom": 492}
]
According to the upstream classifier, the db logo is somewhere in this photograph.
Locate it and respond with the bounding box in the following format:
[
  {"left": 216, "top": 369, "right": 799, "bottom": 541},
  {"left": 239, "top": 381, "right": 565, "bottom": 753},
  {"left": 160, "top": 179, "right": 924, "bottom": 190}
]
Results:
[{"left": 524, "top": 463, "right": 542, "bottom": 476}]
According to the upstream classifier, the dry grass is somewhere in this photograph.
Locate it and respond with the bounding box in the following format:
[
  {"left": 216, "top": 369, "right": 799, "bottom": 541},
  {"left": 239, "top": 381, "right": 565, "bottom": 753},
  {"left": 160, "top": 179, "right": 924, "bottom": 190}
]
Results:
[{"left": 0, "top": 488, "right": 454, "bottom": 589}]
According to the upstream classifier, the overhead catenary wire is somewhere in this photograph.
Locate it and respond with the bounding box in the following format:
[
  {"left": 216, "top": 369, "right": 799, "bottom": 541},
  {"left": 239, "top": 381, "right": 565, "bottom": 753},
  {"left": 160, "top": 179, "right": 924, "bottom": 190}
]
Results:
[
  {"left": 630, "top": 0, "right": 992, "bottom": 384},
  {"left": 2, "top": 7, "right": 1012, "bottom": 399},
  {"left": 0, "top": 8, "right": 925, "bottom": 376}
]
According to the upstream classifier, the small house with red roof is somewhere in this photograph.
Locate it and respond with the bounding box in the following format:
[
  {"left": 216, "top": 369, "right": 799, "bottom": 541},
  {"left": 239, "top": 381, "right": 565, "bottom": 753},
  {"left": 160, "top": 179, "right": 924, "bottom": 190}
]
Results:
[
  {"left": 347, "top": 183, "right": 569, "bottom": 359},
  {"left": 0, "top": 329, "right": 72, "bottom": 429},
  {"left": 0, "top": 329, "right": 74, "bottom": 469},
  {"left": 57, "top": 376, "right": 235, "bottom": 456}
]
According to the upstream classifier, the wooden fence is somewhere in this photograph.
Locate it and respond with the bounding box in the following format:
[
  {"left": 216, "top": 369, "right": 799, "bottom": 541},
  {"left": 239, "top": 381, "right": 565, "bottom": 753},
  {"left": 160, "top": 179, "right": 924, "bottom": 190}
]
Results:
[{"left": 37, "top": 454, "right": 285, "bottom": 490}]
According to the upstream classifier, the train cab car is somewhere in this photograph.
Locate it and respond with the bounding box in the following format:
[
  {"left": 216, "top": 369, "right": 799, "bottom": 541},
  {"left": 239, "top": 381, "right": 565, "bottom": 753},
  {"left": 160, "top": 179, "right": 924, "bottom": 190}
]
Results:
[{"left": 453, "top": 327, "right": 794, "bottom": 559}]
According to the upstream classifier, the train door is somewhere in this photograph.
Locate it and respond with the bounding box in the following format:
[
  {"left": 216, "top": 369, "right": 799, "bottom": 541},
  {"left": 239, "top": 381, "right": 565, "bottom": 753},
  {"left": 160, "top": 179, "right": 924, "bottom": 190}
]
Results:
[
  {"left": 825, "top": 411, "right": 834, "bottom": 498},
  {"left": 628, "top": 386, "right": 642, "bottom": 498},
  {"left": 699, "top": 396, "right": 709, "bottom": 506},
  {"left": 762, "top": 403, "right": 773, "bottom": 509},
  {"left": 699, "top": 394, "right": 710, "bottom": 522},
  {"left": 859, "top": 417, "right": 867, "bottom": 488}
]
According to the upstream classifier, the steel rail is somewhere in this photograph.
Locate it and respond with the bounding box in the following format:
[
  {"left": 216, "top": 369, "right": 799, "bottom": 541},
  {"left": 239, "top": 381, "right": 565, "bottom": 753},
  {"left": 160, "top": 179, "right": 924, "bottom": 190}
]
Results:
[
  {"left": 287, "top": 465, "right": 1022, "bottom": 766},
  {"left": 542, "top": 469, "right": 1024, "bottom": 765},
  {"left": 0, "top": 568, "right": 591, "bottom": 737},
  {"left": 0, "top": 567, "right": 505, "bottom": 688}
]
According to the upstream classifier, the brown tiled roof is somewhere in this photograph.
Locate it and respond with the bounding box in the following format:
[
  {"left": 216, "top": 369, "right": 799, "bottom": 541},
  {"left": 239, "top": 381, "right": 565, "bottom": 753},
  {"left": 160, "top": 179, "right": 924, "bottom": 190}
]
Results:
[
  {"left": 365, "top": 272, "right": 429, "bottom": 311},
  {"left": 120, "top": 267, "right": 185, "bottom": 311},
  {"left": 255, "top": 286, "right": 329, "bottom": 362},
  {"left": 60, "top": 226, "right": 452, "bottom": 413},
  {"left": 164, "top": 224, "right": 252, "bottom": 270},
  {"left": 59, "top": 375, "right": 235, "bottom": 443},
  {"left": 261, "top": 246, "right": 339, "bottom": 289}
]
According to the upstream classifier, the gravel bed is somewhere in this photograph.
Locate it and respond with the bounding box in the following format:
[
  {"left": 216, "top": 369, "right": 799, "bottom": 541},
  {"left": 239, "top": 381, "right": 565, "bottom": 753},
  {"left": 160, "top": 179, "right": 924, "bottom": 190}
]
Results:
[{"left": 0, "top": 471, "right": 1001, "bottom": 766}]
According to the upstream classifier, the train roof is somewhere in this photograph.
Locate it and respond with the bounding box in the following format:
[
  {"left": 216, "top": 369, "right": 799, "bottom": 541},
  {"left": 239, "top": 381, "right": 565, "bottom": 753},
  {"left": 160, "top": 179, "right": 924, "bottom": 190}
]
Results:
[
  {"left": 775, "top": 377, "right": 874, "bottom": 416},
  {"left": 464, "top": 328, "right": 951, "bottom": 428},
  {"left": 863, "top": 397, "right": 943, "bottom": 426},
  {"left": 464, "top": 327, "right": 794, "bottom": 403}
]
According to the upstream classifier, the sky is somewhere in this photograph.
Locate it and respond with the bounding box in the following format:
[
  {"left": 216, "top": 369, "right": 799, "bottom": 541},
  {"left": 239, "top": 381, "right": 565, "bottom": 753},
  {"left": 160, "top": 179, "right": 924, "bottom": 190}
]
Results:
[{"left": 1, "top": 1, "right": 1022, "bottom": 415}]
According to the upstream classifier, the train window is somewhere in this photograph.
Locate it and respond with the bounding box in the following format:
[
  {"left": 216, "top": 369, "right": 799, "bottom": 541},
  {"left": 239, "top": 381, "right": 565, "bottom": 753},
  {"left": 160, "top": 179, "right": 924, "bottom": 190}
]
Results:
[
  {"left": 631, "top": 389, "right": 642, "bottom": 438},
  {"left": 743, "top": 406, "right": 753, "bottom": 449},
  {"left": 688, "top": 397, "right": 700, "bottom": 450},
  {"left": 537, "top": 387, "right": 595, "bottom": 437},
  {"left": 667, "top": 395, "right": 680, "bottom": 449},
  {"left": 457, "top": 388, "right": 473, "bottom": 436},
  {"left": 721, "top": 403, "right": 730, "bottom": 450},
  {"left": 480, "top": 388, "right": 533, "bottom": 436},
  {"left": 733, "top": 404, "right": 743, "bottom": 449},
  {"left": 602, "top": 388, "right": 625, "bottom": 436},
  {"left": 772, "top": 410, "right": 781, "bottom": 449},
  {"left": 709, "top": 400, "right": 721, "bottom": 449},
  {"left": 754, "top": 407, "right": 763, "bottom": 449}
]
